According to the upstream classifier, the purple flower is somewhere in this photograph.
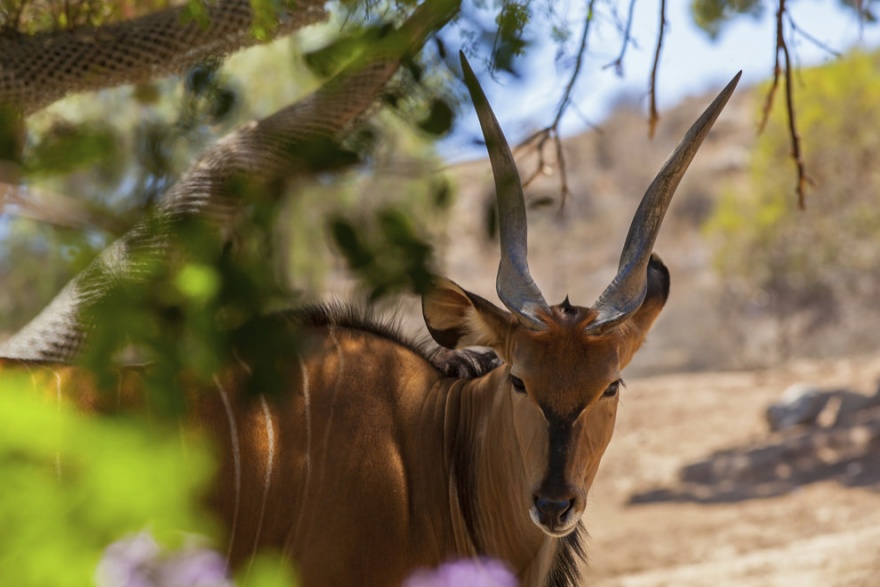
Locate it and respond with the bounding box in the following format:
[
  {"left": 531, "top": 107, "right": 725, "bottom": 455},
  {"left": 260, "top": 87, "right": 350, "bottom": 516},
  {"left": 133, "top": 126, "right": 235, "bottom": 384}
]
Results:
[
  {"left": 95, "top": 532, "right": 161, "bottom": 587},
  {"left": 95, "top": 533, "right": 232, "bottom": 587},
  {"left": 404, "top": 558, "right": 518, "bottom": 587}
]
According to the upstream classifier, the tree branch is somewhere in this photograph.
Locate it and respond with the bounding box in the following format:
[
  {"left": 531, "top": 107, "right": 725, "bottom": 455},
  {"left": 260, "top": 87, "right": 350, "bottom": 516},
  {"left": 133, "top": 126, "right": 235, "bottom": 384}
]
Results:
[
  {"left": 1, "top": 182, "right": 127, "bottom": 233},
  {"left": 785, "top": 13, "right": 842, "bottom": 58},
  {"left": 648, "top": 0, "right": 666, "bottom": 139},
  {"left": 760, "top": 0, "right": 809, "bottom": 209},
  {"left": 515, "top": 0, "right": 597, "bottom": 208},
  {"left": 604, "top": 0, "right": 638, "bottom": 75},
  {"left": 781, "top": 33, "right": 808, "bottom": 209}
]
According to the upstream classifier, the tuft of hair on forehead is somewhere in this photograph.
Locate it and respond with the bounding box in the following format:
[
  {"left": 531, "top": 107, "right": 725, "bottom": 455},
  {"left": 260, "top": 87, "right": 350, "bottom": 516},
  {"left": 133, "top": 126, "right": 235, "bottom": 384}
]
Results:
[
  {"left": 559, "top": 296, "right": 577, "bottom": 315},
  {"left": 527, "top": 304, "right": 599, "bottom": 340}
]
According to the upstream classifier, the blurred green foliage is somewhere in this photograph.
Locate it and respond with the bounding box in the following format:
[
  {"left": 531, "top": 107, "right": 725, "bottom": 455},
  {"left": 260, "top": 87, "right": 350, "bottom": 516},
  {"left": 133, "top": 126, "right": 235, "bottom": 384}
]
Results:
[
  {"left": 25, "top": 121, "right": 122, "bottom": 179},
  {"left": 303, "top": 23, "right": 397, "bottom": 78},
  {"left": 690, "top": 0, "right": 877, "bottom": 38},
  {"left": 0, "top": 61, "right": 245, "bottom": 334},
  {"left": 331, "top": 206, "right": 435, "bottom": 300},
  {"left": 492, "top": 1, "right": 530, "bottom": 73},
  {"left": 0, "top": 220, "right": 102, "bottom": 334},
  {"left": 78, "top": 201, "right": 304, "bottom": 412},
  {"left": 0, "top": 374, "right": 213, "bottom": 586},
  {"left": 238, "top": 553, "right": 301, "bottom": 586},
  {"left": 706, "top": 51, "right": 880, "bottom": 353},
  {"left": 0, "top": 0, "right": 170, "bottom": 33},
  {"left": 690, "top": 0, "right": 763, "bottom": 38}
]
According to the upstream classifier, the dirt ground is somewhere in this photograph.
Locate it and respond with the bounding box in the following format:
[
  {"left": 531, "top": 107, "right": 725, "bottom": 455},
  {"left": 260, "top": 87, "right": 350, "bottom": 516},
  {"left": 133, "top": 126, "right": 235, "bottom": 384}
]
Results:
[{"left": 582, "top": 353, "right": 880, "bottom": 587}]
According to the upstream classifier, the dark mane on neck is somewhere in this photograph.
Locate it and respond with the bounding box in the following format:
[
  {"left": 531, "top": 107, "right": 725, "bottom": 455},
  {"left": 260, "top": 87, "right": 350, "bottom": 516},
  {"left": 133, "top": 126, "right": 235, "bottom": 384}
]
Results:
[
  {"left": 548, "top": 525, "right": 588, "bottom": 587},
  {"left": 281, "top": 303, "right": 502, "bottom": 380}
]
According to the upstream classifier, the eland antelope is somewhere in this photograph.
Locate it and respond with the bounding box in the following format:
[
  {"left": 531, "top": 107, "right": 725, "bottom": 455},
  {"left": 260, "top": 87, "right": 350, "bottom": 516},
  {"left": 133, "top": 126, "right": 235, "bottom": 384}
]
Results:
[{"left": 1, "top": 54, "right": 739, "bottom": 586}]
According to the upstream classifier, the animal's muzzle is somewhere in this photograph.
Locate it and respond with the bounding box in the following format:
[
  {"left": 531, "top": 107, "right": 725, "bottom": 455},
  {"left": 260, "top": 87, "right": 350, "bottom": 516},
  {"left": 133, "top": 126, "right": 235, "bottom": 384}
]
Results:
[{"left": 530, "top": 491, "right": 580, "bottom": 536}]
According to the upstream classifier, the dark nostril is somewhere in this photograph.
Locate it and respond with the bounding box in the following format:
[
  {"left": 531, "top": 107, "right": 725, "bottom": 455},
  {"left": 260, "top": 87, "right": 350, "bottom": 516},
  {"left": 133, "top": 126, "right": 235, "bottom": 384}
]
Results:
[{"left": 534, "top": 496, "right": 573, "bottom": 519}]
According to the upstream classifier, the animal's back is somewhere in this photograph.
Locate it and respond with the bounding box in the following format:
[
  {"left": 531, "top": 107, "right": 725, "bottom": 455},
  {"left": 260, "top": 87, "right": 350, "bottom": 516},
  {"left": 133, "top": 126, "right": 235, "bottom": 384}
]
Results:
[
  {"left": 270, "top": 322, "right": 455, "bottom": 585},
  {"left": 0, "top": 316, "right": 475, "bottom": 587}
]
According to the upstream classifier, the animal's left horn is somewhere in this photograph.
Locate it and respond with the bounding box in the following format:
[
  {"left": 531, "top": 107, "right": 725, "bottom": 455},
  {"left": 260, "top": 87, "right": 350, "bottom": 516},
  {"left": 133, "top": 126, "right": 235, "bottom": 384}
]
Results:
[
  {"left": 460, "top": 51, "right": 550, "bottom": 330},
  {"left": 586, "top": 71, "right": 742, "bottom": 334}
]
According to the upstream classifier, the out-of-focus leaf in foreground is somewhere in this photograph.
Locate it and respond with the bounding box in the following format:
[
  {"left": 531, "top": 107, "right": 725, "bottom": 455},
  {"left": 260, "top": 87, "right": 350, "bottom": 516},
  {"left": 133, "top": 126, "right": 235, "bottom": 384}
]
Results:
[{"left": 0, "top": 374, "right": 214, "bottom": 587}]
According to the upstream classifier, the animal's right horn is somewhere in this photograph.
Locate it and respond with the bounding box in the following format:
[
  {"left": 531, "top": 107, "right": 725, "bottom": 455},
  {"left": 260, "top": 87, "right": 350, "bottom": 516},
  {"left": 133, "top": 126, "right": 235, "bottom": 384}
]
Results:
[
  {"left": 585, "top": 71, "right": 742, "bottom": 334},
  {"left": 460, "top": 51, "right": 550, "bottom": 330}
]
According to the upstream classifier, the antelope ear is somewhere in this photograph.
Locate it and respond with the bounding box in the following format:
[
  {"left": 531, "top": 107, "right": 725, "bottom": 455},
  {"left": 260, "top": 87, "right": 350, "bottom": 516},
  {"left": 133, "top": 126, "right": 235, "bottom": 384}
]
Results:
[
  {"left": 422, "top": 277, "right": 513, "bottom": 351},
  {"left": 617, "top": 253, "right": 670, "bottom": 368}
]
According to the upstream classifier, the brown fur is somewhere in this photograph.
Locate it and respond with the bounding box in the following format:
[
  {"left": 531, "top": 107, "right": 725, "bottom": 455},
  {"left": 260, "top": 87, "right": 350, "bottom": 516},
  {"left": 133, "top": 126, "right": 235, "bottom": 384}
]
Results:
[{"left": 0, "top": 260, "right": 666, "bottom": 586}]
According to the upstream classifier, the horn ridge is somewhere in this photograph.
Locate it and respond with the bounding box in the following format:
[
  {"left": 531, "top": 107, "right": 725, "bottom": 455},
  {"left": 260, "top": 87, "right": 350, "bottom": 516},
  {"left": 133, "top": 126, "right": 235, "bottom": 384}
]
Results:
[
  {"left": 459, "top": 51, "right": 549, "bottom": 330},
  {"left": 587, "top": 71, "right": 742, "bottom": 334}
]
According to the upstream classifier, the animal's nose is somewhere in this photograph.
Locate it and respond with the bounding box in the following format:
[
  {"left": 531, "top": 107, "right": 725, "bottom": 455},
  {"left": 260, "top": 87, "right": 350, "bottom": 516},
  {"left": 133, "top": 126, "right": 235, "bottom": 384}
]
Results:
[{"left": 533, "top": 496, "right": 573, "bottom": 526}]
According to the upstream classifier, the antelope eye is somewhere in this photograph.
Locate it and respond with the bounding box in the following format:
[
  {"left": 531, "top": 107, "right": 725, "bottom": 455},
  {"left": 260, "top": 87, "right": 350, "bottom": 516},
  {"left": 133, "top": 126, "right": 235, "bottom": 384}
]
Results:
[
  {"left": 510, "top": 375, "right": 527, "bottom": 394},
  {"left": 603, "top": 380, "right": 622, "bottom": 398}
]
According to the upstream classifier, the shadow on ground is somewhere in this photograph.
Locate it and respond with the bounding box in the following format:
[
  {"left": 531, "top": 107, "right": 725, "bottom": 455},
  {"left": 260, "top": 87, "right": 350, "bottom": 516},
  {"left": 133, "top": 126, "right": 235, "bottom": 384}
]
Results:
[{"left": 630, "top": 406, "right": 880, "bottom": 505}]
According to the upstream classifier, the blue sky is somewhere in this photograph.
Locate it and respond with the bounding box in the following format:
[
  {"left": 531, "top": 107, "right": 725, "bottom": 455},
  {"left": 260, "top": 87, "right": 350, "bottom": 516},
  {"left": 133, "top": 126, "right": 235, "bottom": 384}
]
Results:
[{"left": 441, "top": 0, "right": 880, "bottom": 160}]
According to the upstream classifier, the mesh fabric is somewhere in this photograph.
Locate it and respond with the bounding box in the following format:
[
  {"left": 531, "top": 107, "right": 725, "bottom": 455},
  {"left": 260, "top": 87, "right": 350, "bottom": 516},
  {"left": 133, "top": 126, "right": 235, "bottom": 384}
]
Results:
[{"left": 0, "top": 0, "right": 328, "bottom": 114}]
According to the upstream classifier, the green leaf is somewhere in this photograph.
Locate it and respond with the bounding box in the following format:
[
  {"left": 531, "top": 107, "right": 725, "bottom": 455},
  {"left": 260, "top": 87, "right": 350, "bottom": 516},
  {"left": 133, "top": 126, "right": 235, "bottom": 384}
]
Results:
[
  {"left": 418, "top": 98, "right": 455, "bottom": 136},
  {"left": 0, "top": 376, "right": 215, "bottom": 587},
  {"left": 180, "top": 0, "right": 211, "bottom": 29},
  {"left": 26, "top": 123, "right": 120, "bottom": 177},
  {"left": 175, "top": 263, "right": 220, "bottom": 305}
]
